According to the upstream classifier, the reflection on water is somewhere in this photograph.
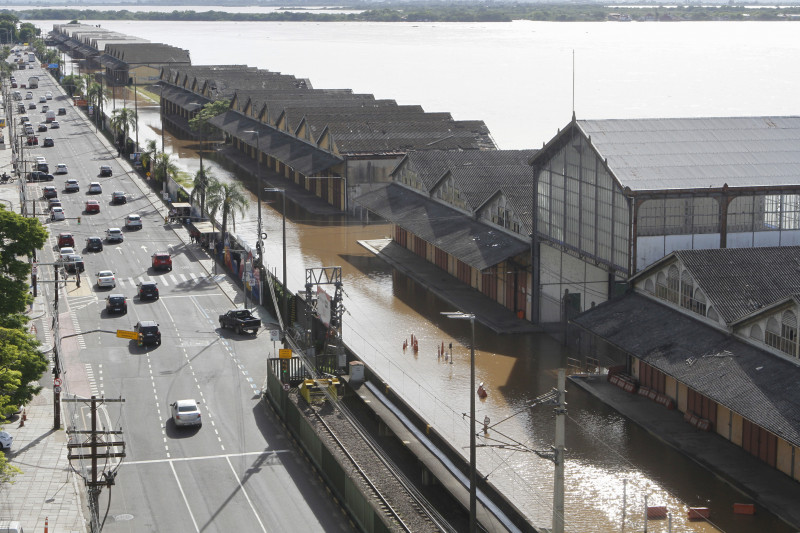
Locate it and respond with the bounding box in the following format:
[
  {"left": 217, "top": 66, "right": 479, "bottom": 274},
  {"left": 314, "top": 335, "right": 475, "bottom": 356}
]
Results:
[{"left": 96, "top": 87, "right": 793, "bottom": 533}]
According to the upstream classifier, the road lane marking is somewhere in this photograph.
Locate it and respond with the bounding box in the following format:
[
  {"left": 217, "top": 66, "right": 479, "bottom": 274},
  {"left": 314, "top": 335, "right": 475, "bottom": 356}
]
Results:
[
  {"left": 226, "top": 456, "right": 268, "bottom": 532},
  {"left": 123, "top": 449, "right": 290, "bottom": 466},
  {"left": 169, "top": 460, "right": 200, "bottom": 532}
]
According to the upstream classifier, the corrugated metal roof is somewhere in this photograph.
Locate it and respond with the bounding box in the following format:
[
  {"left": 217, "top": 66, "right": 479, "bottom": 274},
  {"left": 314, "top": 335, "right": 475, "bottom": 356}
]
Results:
[
  {"left": 578, "top": 117, "right": 800, "bottom": 191},
  {"left": 671, "top": 247, "right": 800, "bottom": 324},
  {"left": 572, "top": 293, "right": 800, "bottom": 448},
  {"left": 208, "top": 111, "right": 341, "bottom": 176},
  {"left": 356, "top": 183, "right": 530, "bottom": 271}
]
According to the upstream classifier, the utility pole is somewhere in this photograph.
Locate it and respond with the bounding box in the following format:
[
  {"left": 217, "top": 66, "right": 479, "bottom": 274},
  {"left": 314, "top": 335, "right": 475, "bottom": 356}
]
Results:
[
  {"left": 64, "top": 395, "right": 126, "bottom": 533},
  {"left": 552, "top": 368, "right": 566, "bottom": 533}
]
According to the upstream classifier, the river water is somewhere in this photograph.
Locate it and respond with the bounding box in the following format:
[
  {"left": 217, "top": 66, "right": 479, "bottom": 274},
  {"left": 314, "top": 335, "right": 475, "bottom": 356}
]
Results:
[{"left": 37, "top": 18, "right": 800, "bottom": 532}]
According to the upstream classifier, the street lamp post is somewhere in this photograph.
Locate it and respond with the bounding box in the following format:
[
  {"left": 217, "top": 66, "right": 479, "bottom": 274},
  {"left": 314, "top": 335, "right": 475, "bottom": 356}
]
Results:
[
  {"left": 442, "top": 311, "right": 477, "bottom": 533},
  {"left": 264, "top": 188, "right": 287, "bottom": 325},
  {"left": 243, "top": 129, "right": 264, "bottom": 268}
]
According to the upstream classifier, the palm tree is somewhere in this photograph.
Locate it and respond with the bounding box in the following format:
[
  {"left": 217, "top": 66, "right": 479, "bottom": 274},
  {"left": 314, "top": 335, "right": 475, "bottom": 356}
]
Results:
[
  {"left": 190, "top": 167, "right": 216, "bottom": 220},
  {"left": 85, "top": 81, "right": 104, "bottom": 130},
  {"left": 205, "top": 180, "right": 249, "bottom": 248},
  {"left": 110, "top": 107, "right": 137, "bottom": 155},
  {"left": 140, "top": 139, "right": 159, "bottom": 176},
  {"left": 152, "top": 152, "right": 180, "bottom": 184}
]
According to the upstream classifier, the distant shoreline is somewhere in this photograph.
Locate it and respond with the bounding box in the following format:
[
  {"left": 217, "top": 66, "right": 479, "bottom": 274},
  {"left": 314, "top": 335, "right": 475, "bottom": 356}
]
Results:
[{"left": 9, "top": 4, "right": 800, "bottom": 23}]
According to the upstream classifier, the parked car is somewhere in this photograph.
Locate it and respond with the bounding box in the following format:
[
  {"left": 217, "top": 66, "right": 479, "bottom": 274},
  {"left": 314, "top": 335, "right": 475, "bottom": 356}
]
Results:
[
  {"left": 55, "top": 164, "right": 68, "bottom": 174},
  {"left": 57, "top": 232, "right": 75, "bottom": 248},
  {"left": 137, "top": 281, "right": 159, "bottom": 300},
  {"left": 105, "top": 294, "right": 127, "bottom": 314},
  {"left": 219, "top": 309, "right": 261, "bottom": 335},
  {"left": 43, "top": 185, "right": 57, "bottom": 198},
  {"left": 85, "top": 236, "right": 103, "bottom": 252},
  {"left": 64, "top": 179, "right": 79, "bottom": 192},
  {"left": 63, "top": 254, "right": 84, "bottom": 273},
  {"left": 87, "top": 182, "right": 102, "bottom": 194},
  {"left": 105, "top": 228, "right": 123, "bottom": 243},
  {"left": 27, "top": 171, "right": 52, "bottom": 182},
  {"left": 151, "top": 252, "right": 172, "bottom": 271},
  {"left": 125, "top": 214, "right": 142, "bottom": 230},
  {"left": 85, "top": 200, "right": 100, "bottom": 214},
  {"left": 42, "top": 137, "right": 54, "bottom": 147},
  {"left": 134, "top": 320, "right": 161, "bottom": 346},
  {"left": 111, "top": 191, "right": 127, "bottom": 204},
  {"left": 96, "top": 270, "right": 116, "bottom": 288},
  {"left": 99, "top": 165, "right": 112, "bottom": 177},
  {"left": 171, "top": 399, "right": 201, "bottom": 427},
  {"left": 0, "top": 430, "right": 12, "bottom": 450},
  {"left": 50, "top": 206, "right": 65, "bottom": 221}
]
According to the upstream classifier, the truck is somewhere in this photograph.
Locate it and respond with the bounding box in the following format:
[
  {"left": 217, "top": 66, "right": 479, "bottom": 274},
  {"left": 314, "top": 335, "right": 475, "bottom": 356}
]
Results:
[
  {"left": 28, "top": 76, "right": 38, "bottom": 88},
  {"left": 28, "top": 52, "right": 35, "bottom": 62},
  {"left": 219, "top": 309, "right": 261, "bottom": 335}
]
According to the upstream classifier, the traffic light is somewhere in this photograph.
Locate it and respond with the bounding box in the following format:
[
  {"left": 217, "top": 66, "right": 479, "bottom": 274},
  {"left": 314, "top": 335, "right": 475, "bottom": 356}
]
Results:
[{"left": 77, "top": 216, "right": 81, "bottom": 224}]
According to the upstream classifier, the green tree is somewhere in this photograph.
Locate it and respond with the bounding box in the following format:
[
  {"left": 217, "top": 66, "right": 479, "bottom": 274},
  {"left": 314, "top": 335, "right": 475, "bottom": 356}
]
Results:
[
  {"left": 110, "top": 107, "right": 137, "bottom": 155},
  {"left": 0, "top": 206, "right": 47, "bottom": 316},
  {"left": 205, "top": 180, "right": 249, "bottom": 247},
  {"left": 0, "top": 326, "right": 47, "bottom": 415},
  {"left": 151, "top": 151, "right": 180, "bottom": 184},
  {"left": 61, "top": 74, "right": 83, "bottom": 97},
  {"left": 139, "top": 139, "right": 159, "bottom": 175},
  {"left": 85, "top": 81, "right": 104, "bottom": 127},
  {"left": 18, "top": 23, "right": 38, "bottom": 44},
  {"left": 190, "top": 167, "right": 217, "bottom": 220}
]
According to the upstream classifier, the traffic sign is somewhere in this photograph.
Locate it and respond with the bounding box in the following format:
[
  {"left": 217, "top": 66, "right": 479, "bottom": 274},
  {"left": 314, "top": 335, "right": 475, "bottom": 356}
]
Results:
[
  {"left": 116, "top": 329, "right": 139, "bottom": 340},
  {"left": 279, "top": 348, "right": 292, "bottom": 359},
  {"left": 269, "top": 329, "right": 281, "bottom": 342},
  {"left": 282, "top": 384, "right": 290, "bottom": 391},
  {"left": 54, "top": 385, "right": 62, "bottom": 394},
  {"left": 53, "top": 378, "right": 62, "bottom": 387}
]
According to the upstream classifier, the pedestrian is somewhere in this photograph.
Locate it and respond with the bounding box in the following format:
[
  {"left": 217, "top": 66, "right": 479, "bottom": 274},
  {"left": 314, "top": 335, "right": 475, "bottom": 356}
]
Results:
[{"left": 190, "top": 233, "right": 195, "bottom": 244}]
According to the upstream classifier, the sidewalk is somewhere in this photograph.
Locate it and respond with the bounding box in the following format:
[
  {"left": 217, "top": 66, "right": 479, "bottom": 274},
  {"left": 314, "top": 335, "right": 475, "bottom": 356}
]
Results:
[{"left": 570, "top": 374, "right": 800, "bottom": 530}]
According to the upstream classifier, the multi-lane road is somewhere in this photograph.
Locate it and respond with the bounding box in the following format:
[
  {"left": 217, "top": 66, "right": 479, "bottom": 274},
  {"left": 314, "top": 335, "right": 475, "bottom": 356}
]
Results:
[{"left": 19, "top": 61, "right": 352, "bottom": 532}]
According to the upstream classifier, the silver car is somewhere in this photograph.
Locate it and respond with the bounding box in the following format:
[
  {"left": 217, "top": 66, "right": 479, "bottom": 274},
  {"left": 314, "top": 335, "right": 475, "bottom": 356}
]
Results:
[{"left": 171, "top": 399, "right": 202, "bottom": 427}]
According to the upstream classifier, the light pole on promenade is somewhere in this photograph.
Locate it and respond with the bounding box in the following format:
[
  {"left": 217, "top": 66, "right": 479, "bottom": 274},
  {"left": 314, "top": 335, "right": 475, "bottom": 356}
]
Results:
[{"left": 264, "top": 188, "right": 287, "bottom": 326}]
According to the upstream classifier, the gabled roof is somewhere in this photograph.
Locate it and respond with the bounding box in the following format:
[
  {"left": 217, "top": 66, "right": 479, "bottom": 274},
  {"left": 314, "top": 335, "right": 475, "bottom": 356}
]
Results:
[
  {"left": 105, "top": 43, "right": 191, "bottom": 65},
  {"left": 572, "top": 116, "right": 800, "bottom": 192},
  {"left": 572, "top": 293, "right": 800, "bottom": 448},
  {"left": 397, "top": 150, "right": 536, "bottom": 192},
  {"left": 441, "top": 165, "right": 533, "bottom": 213},
  {"left": 637, "top": 247, "right": 800, "bottom": 325},
  {"left": 356, "top": 184, "right": 530, "bottom": 271}
]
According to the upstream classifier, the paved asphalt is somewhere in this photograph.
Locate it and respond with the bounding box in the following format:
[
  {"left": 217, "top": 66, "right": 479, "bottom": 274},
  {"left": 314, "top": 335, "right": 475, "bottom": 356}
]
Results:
[{"left": 1, "top": 59, "right": 352, "bottom": 532}]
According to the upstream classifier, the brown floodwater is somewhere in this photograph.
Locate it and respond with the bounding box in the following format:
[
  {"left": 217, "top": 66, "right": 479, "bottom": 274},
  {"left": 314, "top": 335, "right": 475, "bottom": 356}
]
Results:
[{"left": 102, "top": 91, "right": 791, "bottom": 533}]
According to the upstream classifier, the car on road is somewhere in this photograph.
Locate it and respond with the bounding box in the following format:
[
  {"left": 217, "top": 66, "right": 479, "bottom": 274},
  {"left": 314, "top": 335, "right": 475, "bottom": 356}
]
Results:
[
  {"left": 48, "top": 198, "right": 61, "bottom": 210},
  {"left": 96, "top": 270, "right": 116, "bottom": 288},
  {"left": 64, "top": 179, "right": 79, "bottom": 192},
  {"left": 171, "top": 399, "right": 201, "bottom": 427},
  {"left": 99, "top": 165, "right": 112, "bottom": 177},
  {"left": 50, "top": 206, "right": 65, "bottom": 221},
  {"left": 85, "top": 236, "right": 103, "bottom": 252},
  {"left": 125, "top": 214, "right": 142, "bottom": 230},
  {"left": 37, "top": 122, "right": 47, "bottom": 132},
  {"left": 38, "top": 95, "right": 46, "bottom": 103},
  {"left": 43, "top": 185, "right": 57, "bottom": 198},
  {"left": 42, "top": 137, "right": 54, "bottom": 147},
  {"left": 27, "top": 171, "right": 52, "bottom": 182},
  {"left": 0, "top": 430, "right": 12, "bottom": 451},
  {"left": 105, "top": 228, "right": 123, "bottom": 243},
  {"left": 63, "top": 254, "right": 84, "bottom": 274},
  {"left": 41, "top": 105, "right": 49, "bottom": 113},
  {"left": 111, "top": 191, "right": 127, "bottom": 204},
  {"left": 27, "top": 102, "right": 36, "bottom": 110},
  {"left": 137, "top": 281, "right": 159, "bottom": 300},
  {"left": 85, "top": 200, "right": 100, "bottom": 214},
  {"left": 24, "top": 91, "right": 32, "bottom": 99},
  {"left": 105, "top": 294, "right": 127, "bottom": 314},
  {"left": 87, "top": 182, "right": 102, "bottom": 194},
  {"left": 219, "top": 309, "right": 261, "bottom": 335},
  {"left": 45, "top": 91, "right": 52, "bottom": 100},
  {"left": 50, "top": 120, "right": 60, "bottom": 129},
  {"left": 26, "top": 133, "right": 37, "bottom": 143},
  {"left": 151, "top": 252, "right": 172, "bottom": 271},
  {"left": 55, "top": 164, "right": 67, "bottom": 174},
  {"left": 58, "top": 107, "right": 66, "bottom": 115},
  {"left": 58, "top": 247, "right": 75, "bottom": 261},
  {"left": 57, "top": 233, "right": 75, "bottom": 248},
  {"left": 134, "top": 320, "right": 161, "bottom": 346}
]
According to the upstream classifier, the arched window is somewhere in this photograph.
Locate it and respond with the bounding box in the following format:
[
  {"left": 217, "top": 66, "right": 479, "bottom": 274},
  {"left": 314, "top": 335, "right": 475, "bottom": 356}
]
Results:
[
  {"left": 645, "top": 278, "right": 655, "bottom": 294},
  {"left": 692, "top": 289, "right": 707, "bottom": 316},
  {"left": 765, "top": 313, "right": 798, "bottom": 357},
  {"left": 750, "top": 324, "right": 764, "bottom": 342},
  {"left": 681, "top": 271, "right": 694, "bottom": 310},
  {"left": 707, "top": 306, "right": 719, "bottom": 322},
  {"left": 666, "top": 266, "right": 680, "bottom": 304},
  {"left": 655, "top": 272, "right": 668, "bottom": 300}
]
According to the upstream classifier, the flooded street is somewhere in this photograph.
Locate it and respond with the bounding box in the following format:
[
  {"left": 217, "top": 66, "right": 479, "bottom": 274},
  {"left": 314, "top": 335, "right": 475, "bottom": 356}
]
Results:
[{"left": 97, "top": 97, "right": 790, "bottom": 532}]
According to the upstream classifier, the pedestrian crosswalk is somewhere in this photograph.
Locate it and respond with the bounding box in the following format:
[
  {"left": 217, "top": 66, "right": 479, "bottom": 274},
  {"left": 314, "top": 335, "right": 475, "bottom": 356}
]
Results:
[{"left": 108, "top": 272, "right": 229, "bottom": 289}]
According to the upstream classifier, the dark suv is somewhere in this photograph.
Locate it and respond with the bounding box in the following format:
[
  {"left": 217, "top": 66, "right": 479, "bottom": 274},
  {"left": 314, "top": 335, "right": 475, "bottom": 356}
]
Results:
[
  {"left": 134, "top": 320, "right": 161, "bottom": 346},
  {"left": 137, "top": 281, "right": 159, "bottom": 300},
  {"left": 99, "top": 165, "right": 112, "bottom": 177},
  {"left": 27, "top": 171, "right": 53, "bottom": 182},
  {"left": 85, "top": 236, "right": 103, "bottom": 252},
  {"left": 105, "top": 294, "right": 127, "bottom": 314}
]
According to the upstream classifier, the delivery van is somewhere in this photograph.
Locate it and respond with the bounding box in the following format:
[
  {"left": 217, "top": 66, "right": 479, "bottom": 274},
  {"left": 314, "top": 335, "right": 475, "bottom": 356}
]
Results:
[
  {"left": 45, "top": 110, "right": 55, "bottom": 123},
  {"left": 0, "top": 520, "right": 23, "bottom": 532}
]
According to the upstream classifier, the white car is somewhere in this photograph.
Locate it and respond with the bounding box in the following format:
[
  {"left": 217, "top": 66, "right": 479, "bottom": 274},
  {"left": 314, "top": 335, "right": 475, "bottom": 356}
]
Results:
[
  {"left": 58, "top": 246, "right": 75, "bottom": 261},
  {"left": 0, "top": 430, "right": 12, "bottom": 450},
  {"left": 106, "top": 228, "right": 123, "bottom": 243},
  {"left": 45, "top": 91, "right": 52, "bottom": 100},
  {"left": 95, "top": 270, "right": 116, "bottom": 288},
  {"left": 171, "top": 399, "right": 202, "bottom": 427},
  {"left": 55, "top": 164, "right": 68, "bottom": 174},
  {"left": 87, "top": 182, "right": 102, "bottom": 194},
  {"left": 50, "top": 206, "right": 65, "bottom": 221},
  {"left": 125, "top": 214, "right": 142, "bottom": 230},
  {"left": 64, "top": 179, "right": 79, "bottom": 192},
  {"left": 38, "top": 95, "right": 46, "bottom": 103}
]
